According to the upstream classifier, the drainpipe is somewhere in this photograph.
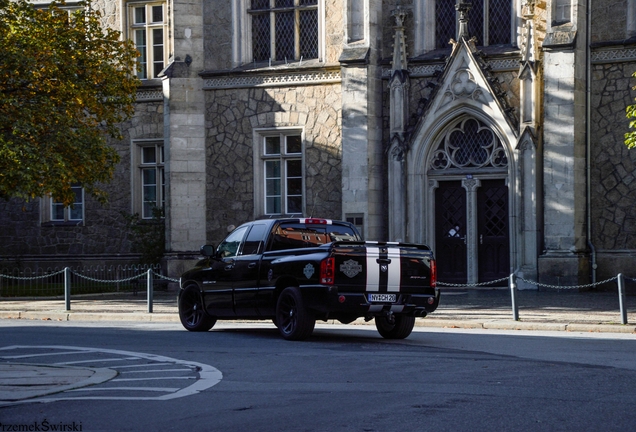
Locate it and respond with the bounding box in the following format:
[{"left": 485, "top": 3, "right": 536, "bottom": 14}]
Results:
[{"left": 586, "top": 0, "right": 597, "bottom": 283}]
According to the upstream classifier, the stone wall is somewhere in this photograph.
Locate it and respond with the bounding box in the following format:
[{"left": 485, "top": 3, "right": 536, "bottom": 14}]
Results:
[
  {"left": 590, "top": 60, "right": 636, "bottom": 251},
  {"left": 204, "top": 83, "right": 343, "bottom": 245}
]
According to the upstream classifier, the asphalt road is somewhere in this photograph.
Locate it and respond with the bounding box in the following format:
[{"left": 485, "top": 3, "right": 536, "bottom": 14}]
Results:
[{"left": 1, "top": 320, "right": 635, "bottom": 432}]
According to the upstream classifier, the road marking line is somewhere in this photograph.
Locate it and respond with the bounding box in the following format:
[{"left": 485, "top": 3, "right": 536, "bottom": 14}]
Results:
[
  {"left": 116, "top": 363, "right": 174, "bottom": 369},
  {"left": 112, "top": 377, "right": 195, "bottom": 382},
  {"left": 68, "top": 387, "right": 180, "bottom": 393},
  {"left": 0, "top": 350, "right": 95, "bottom": 359},
  {"left": 120, "top": 368, "right": 194, "bottom": 374},
  {"left": 55, "top": 357, "right": 140, "bottom": 365},
  {"left": 0, "top": 345, "right": 223, "bottom": 404}
]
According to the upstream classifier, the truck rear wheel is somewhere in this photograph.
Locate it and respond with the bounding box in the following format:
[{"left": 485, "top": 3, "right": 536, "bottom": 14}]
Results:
[
  {"left": 276, "top": 287, "right": 315, "bottom": 341},
  {"left": 375, "top": 315, "right": 415, "bottom": 339}
]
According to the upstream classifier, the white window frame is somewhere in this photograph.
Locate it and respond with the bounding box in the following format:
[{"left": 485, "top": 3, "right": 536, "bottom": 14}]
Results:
[
  {"left": 127, "top": 1, "right": 169, "bottom": 80},
  {"left": 253, "top": 129, "right": 305, "bottom": 217},
  {"left": 232, "top": 0, "right": 325, "bottom": 67},
  {"left": 415, "top": 0, "right": 519, "bottom": 54},
  {"left": 41, "top": 186, "right": 85, "bottom": 225},
  {"left": 131, "top": 140, "right": 165, "bottom": 219}
]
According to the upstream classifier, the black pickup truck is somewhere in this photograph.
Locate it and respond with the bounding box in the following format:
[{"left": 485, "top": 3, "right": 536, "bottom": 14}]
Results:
[{"left": 178, "top": 218, "right": 439, "bottom": 340}]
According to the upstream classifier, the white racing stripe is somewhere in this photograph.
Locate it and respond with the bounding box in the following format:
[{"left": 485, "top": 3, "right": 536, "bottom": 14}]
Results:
[
  {"left": 387, "top": 248, "right": 402, "bottom": 292},
  {"left": 366, "top": 247, "right": 380, "bottom": 292}
]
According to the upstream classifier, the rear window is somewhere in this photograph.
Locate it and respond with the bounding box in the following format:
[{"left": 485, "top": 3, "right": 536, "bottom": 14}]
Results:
[{"left": 269, "top": 222, "right": 360, "bottom": 251}]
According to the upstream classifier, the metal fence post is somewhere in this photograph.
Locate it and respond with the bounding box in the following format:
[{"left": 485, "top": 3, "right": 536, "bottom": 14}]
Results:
[
  {"left": 510, "top": 273, "right": 519, "bottom": 321},
  {"left": 147, "top": 269, "right": 153, "bottom": 314},
  {"left": 617, "top": 273, "right": 628, "bottom": 325},
  {"left": 64, "top": 267, "right": 71, "bottom": 311}
]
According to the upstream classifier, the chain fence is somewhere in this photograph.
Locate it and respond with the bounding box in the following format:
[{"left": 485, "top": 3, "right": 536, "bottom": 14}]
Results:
[
  {"left": 0, "top": 265, "right": 180, "bottom": 313},
  {"left": 1, "top": 265, "right": 634, "bottom": 321},
  {"left": 0, "top": 264, "right": 176, "bottom": 298},
  {"left": 439, "top": 272, "right": 634, "bottom": 325}
]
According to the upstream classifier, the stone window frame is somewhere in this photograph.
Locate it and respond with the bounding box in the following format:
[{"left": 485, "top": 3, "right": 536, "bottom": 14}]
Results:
[
  {"left": 252, "top": 128, "right": 305, "bottom": 217},
  {"left": 232, "top": 0, "right": 325, "bottom": 67},
  {"left": 40, "top": 186, "right": 85, "bottom": 226},
  {"left": 131, "top": 139, "right": 165, "bottom": 219},
  {"left": 552, "top": 0, "right": 572, "bottom": 26},
  {"left": 126, "top": 0, "right": 169, "bottom": 80},
  {"left": 414, "top": 0, "right": 519, "bottom": 54}
]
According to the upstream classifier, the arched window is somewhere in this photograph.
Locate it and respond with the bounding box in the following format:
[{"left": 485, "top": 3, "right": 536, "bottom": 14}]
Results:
[{"left": 429, "top": 118, "right": 508, "bottom": 172}]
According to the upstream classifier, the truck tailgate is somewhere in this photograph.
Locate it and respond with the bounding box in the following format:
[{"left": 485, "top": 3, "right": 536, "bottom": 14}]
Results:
[{"left": 331, "top": 242, "right": 435, "bottom": 294}]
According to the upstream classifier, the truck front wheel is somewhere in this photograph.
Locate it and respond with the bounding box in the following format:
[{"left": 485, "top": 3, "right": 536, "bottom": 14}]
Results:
[
  {"left": 375, "top": 315, "right": 415, "bottom": 339},
  {"left": 179, "top": 286, "right": 216, "bottom": 332},
  {"left": 276, "top": 287, "right": 315, "bottom": 341}
]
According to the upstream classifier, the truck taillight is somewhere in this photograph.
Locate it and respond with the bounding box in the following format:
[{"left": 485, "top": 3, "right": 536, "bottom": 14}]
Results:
[
  {"left": 430, "top": 259, "right": 437, "bottom": 288},
  {"left": 320, "top": 257, "right": 335, "bottom": 285}
]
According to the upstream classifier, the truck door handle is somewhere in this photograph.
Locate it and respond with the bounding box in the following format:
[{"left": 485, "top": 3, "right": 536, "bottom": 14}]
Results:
[
  {"left": 224, "top": 265, "right": 234, "bottom": 271},
  {"left": 376, "top": 258, "right": 392, "bottom": 264},
  {"left": 248, "top": 263, "right": 257, "bottom": 268}
]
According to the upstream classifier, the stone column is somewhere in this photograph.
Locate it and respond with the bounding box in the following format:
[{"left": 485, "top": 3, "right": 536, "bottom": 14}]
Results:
[
  {"left": 387, "top": 8, "right": 410, "bottom": 243},
  {"left": 462, "top": 178, "right": 480, "bottom": 285},
  {"left": 539, "top": 19, "right": 589, "bottom": 286},
  {"left": 340, "top": 5, "right": 384, "bottom": 241},
  {"left": 162, "top": 0, "right": 207, "bottom": 279}
]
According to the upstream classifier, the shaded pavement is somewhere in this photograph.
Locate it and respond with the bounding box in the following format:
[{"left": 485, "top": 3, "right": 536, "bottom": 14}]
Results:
[{"left": 0, "top": 288, "right": 635, "bottom": 405}]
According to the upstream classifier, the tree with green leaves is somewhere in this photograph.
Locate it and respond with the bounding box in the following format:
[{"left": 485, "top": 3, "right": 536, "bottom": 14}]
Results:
[
  {"left": 626, "top": 72, "right": 636, "bottom": 149},
  {"left": 0, "top": 0, "right": 139, "bottom": 206}
]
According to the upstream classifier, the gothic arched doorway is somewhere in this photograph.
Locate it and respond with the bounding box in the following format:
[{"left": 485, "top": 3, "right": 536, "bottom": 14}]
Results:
[{"left": 428, "top": 117, "right": 510, "bottom": 285}]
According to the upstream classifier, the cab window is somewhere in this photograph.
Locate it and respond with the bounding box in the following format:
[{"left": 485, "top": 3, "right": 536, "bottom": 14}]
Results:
[
  {"left": 217, "top": 226, "right": 249, "bottom": 258},
  {"left": 241, "top": 224, "right": 268, "bottom": 255}
]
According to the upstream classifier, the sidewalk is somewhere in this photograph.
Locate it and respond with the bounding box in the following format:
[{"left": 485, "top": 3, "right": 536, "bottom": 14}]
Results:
[{"left": 0, "top": 288, "right": 634, "bottom": 333}]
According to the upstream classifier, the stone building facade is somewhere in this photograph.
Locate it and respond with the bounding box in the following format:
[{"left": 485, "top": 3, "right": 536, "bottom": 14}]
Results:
[{"left": 1, "top": 0, "right": 635, "bottom": 287}]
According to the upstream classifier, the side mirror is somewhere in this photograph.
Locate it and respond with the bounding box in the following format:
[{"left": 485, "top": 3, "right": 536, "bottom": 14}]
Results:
[{"left": 200, "top": 244, "right": 216, "bottom": 257}]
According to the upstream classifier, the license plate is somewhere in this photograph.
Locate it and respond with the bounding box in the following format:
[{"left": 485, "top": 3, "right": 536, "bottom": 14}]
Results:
[{"left": 368, "top": 294, "right": 396, "bottom": 303}]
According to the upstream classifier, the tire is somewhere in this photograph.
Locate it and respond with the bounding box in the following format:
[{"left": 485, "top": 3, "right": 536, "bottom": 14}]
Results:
[
  {"left": 276, "top": 287, "right": 315, "bottom": 341},
  {"left": 178, "top": 286, "right": 216, "bottom": 332},
  {"left": 375, "top": 315, "right": 416, "bottom": 339}
]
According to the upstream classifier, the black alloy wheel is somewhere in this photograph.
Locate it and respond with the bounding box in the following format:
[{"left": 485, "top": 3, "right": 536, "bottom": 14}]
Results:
[
  {"left": 375, "top": 315, "right": 416, "bottom": 339},
  {"left": 178, "top": 286, "right": 216, "bottom": 332},
  {"left": 276, "top": 287, "right": 315, "bottom": 341}
]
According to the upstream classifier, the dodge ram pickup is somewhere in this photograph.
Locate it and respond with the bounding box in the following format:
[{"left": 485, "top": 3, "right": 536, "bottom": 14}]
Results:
[{"left": 178, "top": 218, "right": 439, "bottom": 340}]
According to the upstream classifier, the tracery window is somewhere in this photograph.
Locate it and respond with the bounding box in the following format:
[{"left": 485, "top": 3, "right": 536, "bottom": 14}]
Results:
[
  {"left": 435, "top": 0, "right": 512, "bottom": 49},
  {"left": 429, "top": 118, "right": 508, "bottom": 171}
]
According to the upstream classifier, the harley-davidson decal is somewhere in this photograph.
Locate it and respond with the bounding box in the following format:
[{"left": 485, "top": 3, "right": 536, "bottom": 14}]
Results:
[
  {"left": 340, "top": 259, "right": 362, "bottom": 278},
  {"left": 303, "top": 263, "right": 315, "bottom": 279}
]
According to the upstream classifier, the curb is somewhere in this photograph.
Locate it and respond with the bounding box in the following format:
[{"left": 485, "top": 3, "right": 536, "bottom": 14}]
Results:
[
  {"left": 1, "top": 311, "right": 634, "bottom": 333},
  {"left": 0, "top": 311, "right": 179, "bottom": 323}
]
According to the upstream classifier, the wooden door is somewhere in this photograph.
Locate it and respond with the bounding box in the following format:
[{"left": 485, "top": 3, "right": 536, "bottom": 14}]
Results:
[
  {"left": 435, "top": 181, "right": 467, "bottom": 284},
  {"left": 477, "top": 179, "right": 509, "bottom": 283}
]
